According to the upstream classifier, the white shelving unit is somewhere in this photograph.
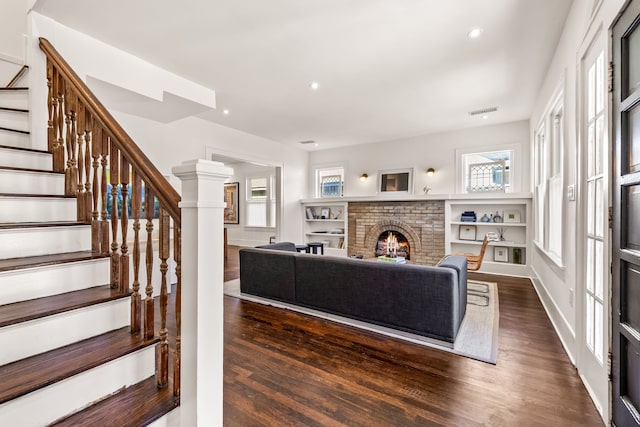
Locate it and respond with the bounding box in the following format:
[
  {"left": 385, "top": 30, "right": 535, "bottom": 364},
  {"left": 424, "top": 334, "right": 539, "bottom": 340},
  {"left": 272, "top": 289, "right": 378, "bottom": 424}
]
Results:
[
  {"left": 300, "top": 201, "right": 348, "bottom": 256},
  {"left": 445, "top": 196, "right": 532, "bottom": 276}
]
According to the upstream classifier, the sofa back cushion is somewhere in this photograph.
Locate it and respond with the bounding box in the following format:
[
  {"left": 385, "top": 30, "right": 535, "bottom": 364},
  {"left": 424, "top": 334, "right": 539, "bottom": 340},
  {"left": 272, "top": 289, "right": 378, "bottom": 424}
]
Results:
[
  {"left": 294, "top": 255, "right": 461, "bottom": 341},
  {"left": 255, "top": 242, "right": 298, "bottom": 252},
  {"left": 239, "top": 248, "right": 297, "bottom": 301}
]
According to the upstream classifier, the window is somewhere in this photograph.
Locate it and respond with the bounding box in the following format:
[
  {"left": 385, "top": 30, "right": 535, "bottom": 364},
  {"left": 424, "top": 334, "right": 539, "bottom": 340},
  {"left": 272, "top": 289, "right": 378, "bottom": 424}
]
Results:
[
  {"left": 316, "top": 167, "right": 344, "bottom": 198},
  {"left": 246, "top": 175, "right": 275, "bottom": 227},
  {"left": 534, "top": 83, "right": 564, "bottom": 264},
  {"left": 462, "top": 151, "right": 512, "bottom": 193}
]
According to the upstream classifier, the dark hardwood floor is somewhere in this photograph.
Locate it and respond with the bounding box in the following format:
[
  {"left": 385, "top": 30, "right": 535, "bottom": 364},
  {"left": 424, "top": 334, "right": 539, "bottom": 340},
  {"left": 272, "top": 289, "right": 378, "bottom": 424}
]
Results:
[{"left": 222, "top": 245, "right": 603, "bottom": 426}]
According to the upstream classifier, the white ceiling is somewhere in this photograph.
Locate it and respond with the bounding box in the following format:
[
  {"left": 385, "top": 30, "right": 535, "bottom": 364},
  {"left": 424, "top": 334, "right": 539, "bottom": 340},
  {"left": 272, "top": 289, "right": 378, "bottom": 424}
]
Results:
[{"left": 33, "top": 0, "right": 573, "bottom": 150}]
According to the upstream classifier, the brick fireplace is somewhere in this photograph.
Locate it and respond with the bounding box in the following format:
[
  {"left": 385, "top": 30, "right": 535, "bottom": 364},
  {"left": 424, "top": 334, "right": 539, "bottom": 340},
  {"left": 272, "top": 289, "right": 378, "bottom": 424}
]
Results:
[{"left": 347, "top": 201, "right": 445, "bottom": 265}]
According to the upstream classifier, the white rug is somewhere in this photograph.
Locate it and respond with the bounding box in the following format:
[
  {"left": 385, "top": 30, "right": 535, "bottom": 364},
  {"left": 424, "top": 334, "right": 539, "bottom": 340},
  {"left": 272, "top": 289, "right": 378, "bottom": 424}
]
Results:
[{"left": 224, "top": 279, "right": 499, "bottom": 364}]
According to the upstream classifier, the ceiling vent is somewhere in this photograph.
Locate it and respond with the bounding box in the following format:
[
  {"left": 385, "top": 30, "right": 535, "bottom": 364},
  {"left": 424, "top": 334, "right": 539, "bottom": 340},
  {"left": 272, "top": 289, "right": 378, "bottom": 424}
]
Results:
[
  {"left": 298, "top": 140, "right": 316, "bottom": 145},
  {"left": 468, "top": 106, "right": 498, "bottom": 116}
]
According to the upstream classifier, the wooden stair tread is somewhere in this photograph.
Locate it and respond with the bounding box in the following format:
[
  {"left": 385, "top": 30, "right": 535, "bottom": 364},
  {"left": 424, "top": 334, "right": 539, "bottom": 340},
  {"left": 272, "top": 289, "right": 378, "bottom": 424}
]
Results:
[
  {"left": 0, "top": 193, "right": 76, "bottom": 199},
  {"left": 0, "top": 126, "right": 29, "bottom": 135},
  {"left": 0, "top": 87, "right": 28, "bottom": 91},
  {"left": 0, "top": 251, "right": 107, "bottom": 272},
  {"left": 0, "top": 165, "right": 59, "bottom": 174},
  {"left": 50, "top": 375, "right": 178, "bottom": 426},
  {"left": 0, "top": 144, "right": 48, "bottom": 154},
  {"left": 0, "top": 285, "right": 130, "bottom": 328},
  {"left": 0, "top": 221, "right": 88, "bottom": 230},
  {"left": 0, "top": 107, "right": 28, "bottom": 113},
  {"left": 0, "top": 327, "right": 159, "bottom": 405}
]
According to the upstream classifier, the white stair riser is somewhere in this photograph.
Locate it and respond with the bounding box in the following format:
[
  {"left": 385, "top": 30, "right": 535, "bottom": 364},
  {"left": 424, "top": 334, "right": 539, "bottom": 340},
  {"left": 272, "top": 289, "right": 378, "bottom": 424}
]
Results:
[
  {"left": 0, "top": 110, "right": 28, "bottom": 132},
  {"left": 148, "top": 408, "right": 181, "bottom": 427},
  {"left": 0, "top": 147, "right": 51, "bottom": 170},
  {"left": 0, "top": 196, "right": 76, "bottom": 223},
  {"left": 0, "top": 91, "right": 28, "bottom": 110},
  {"left": 0, "top": 169, "right": 64, "bottom": 195},
  {"left": 0, "top": 129, "right": 29, "bottom": 148},
  {"left": 0, "top": 259, "right": 110, "bottom": 305},
  {"left": 0, "top": 226, "right": 91, "bottom": 259},
  {"left": 0, "top": 298, "right": 130, "bottom": 365},
  {"left": 0, "top": 346, "right": 155, "bottom": 427}
]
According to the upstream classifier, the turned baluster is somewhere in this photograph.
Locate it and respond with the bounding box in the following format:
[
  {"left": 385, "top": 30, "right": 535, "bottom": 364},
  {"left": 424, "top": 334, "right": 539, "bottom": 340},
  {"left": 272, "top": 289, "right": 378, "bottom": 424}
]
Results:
[
  {"left": 173, "top": 225, "right": 181, "bottom": 397},
  {"left": 63, "top": 86, "right": 77, "bottom": 196},
  {"left": 91, "top": 125, "right": 101, "bottom": 252},
  {"left": 83, "top": 110, "right": 93, "bottom": 222},
  {"left": 76, "top": 102, "right": 86, "bottom": 222},
  {"left": 109, "top": 144, "right": 120, "bottom": 289},
  {"left": 120, "top": 156, "right": 130, "bottom": 294},
  {"left": 46, "top": 60, "right": 54, "bottom": 154},
  {"left": 144, "top": 187, "right": 155, "bottom": 340},
  {"left": 100, "top": 133, "right": 110, "bottom": 255},
  {"left": 131, "top": 170, "right": 142, "bottom": 333},
  {"left": 157, "top": 208, "right": 170, "bottom": 388},
  {"left": 54, "top": 72, "right": 65, "bottom": 173}
]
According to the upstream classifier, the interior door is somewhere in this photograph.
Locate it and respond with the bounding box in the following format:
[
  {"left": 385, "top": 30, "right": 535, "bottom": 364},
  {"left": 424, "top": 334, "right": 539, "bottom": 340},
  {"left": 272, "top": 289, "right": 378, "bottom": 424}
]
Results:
[{"left": 612, "top": 0, "right": 640, "bottom": 425}]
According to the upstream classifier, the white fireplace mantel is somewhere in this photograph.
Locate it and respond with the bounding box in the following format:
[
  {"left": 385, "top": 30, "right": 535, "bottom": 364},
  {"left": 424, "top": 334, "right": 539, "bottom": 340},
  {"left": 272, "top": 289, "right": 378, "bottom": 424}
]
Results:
[{"left": 300, "top": 192, "right": 532, "bottom": 204}]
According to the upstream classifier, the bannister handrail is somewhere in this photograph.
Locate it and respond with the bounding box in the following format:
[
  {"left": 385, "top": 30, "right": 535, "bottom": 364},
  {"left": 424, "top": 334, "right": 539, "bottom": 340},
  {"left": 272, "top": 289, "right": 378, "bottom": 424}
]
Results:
[{"left": 39, "top": 37, "right": 181, "bottom": 225}]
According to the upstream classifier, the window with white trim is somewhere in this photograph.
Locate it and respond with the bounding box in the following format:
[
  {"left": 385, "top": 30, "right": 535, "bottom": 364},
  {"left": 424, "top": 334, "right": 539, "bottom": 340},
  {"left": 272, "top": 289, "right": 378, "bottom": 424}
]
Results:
[
  {"left": 246, "top": 175, "right": 275, "bottom": 227},
  {"left": 534, "top": 85, "right": 564, "bottom": 264},
  {"left": 462, "top": 151, "right": 512, "bottom": 193},
  {"left": 316, "top": 167, "right": 344, "bottom": 198}
]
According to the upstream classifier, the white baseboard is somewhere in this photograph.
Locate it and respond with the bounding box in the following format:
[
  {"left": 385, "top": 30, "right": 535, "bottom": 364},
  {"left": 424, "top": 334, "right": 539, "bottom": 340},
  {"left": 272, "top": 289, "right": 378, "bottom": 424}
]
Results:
[{"left": 529, "top": 265, "right": 576, "bottom": 365}]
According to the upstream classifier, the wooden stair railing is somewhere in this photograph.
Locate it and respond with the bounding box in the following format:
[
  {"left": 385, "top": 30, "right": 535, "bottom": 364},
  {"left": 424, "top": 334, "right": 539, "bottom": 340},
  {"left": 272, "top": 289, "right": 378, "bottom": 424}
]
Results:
[{"left": 39, "top": 37, "right": 182, "bottom": 397}]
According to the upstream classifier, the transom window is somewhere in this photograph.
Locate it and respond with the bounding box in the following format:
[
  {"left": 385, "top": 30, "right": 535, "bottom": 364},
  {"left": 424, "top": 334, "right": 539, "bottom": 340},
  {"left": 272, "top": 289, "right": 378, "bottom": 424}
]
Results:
[
  {"left": 463, "top": 151, "right": 511, "bottom": 193},
  {"left": 316, "top": 167, "right": 344, "bottom": 198}
]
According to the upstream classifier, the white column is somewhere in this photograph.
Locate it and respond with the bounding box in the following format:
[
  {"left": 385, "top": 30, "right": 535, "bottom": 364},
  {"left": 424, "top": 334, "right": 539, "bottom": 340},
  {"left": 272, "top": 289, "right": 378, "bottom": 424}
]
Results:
[{"left": 172, "top": 159, "right": 233, "bottom": 427}]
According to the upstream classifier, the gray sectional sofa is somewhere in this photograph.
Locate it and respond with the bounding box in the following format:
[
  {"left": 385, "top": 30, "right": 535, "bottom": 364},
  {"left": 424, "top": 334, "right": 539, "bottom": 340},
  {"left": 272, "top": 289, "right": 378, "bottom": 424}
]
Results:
[{"left": 239, "top": 242, "right": 468, "bottom": 343}]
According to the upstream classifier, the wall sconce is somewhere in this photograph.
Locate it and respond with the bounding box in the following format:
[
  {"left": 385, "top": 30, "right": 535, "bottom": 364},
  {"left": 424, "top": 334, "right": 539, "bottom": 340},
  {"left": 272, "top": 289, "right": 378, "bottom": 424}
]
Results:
[
  {"left": 426, "top": 168, "right": 436, "bottom": 177},
  {"left": 360, "top": 173, "right": 369, "bottom": 182}
]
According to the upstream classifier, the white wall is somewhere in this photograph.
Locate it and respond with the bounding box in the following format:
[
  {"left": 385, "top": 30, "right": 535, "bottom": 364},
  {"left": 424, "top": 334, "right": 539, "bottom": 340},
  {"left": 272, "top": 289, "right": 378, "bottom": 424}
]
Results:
[
  {"left": 0, "top": 0, "right": 27, "bottom": 85},
  {"left": 529, "top": 0, "right": 627, "bottom": 420},
  {"left": 224, "top": 162, "right": 277, "bottom": 247},
  {"left": 529, "top": 0, "right": 626, "bottom": 357},
  {"left": 110, "top": 111, "right": 308, "bottom": 247},
  {"left": 308, "top": 120, "right": 530, "bottom": 197},
  {"left": 25, "top": 12, "right": 308, "bottom": 247}
]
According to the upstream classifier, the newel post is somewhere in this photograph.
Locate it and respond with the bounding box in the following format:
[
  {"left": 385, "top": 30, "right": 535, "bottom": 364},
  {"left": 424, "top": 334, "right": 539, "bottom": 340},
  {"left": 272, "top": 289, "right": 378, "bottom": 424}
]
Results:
[{"left": 172, "top": 159, "right": 233, "bottom": 427}]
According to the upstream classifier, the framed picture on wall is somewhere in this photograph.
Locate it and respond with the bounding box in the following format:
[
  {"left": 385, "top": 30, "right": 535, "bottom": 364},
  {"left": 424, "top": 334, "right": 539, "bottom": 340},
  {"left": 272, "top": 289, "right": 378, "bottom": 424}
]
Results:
[
  {"left": 224, "top": 182, "right": 239, "bottom": 224},
  {"left": 378, "top": 168, "right": 414, "bottom": 194}
]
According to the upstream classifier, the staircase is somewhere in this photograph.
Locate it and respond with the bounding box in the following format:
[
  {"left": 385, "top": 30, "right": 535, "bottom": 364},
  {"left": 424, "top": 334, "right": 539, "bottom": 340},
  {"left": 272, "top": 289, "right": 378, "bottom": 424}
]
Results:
[{"left": 0, "top": 50, "right": 179, "bottom": 425}]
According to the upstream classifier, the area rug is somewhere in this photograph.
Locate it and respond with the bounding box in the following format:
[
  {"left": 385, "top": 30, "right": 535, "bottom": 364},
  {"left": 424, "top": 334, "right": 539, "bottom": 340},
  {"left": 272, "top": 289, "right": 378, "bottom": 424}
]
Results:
[{"left": 223, "top": 279, "right": 499, "bottom": 364}]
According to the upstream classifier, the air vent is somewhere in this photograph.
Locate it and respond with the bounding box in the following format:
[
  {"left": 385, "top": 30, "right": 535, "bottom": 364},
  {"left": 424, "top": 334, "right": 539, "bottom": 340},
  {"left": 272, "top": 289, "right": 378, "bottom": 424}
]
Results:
[
  {"left": 468, "top": 106, "right": 498, "bottom": 116},
  {"left": 298, "top": 140, "right": 316, "bottom": 145}
]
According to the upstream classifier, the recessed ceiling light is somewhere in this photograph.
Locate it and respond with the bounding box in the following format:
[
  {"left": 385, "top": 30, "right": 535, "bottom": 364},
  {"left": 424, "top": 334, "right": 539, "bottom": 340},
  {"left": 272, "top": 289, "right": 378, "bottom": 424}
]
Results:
[
  {"left": 467, "top": 28, "right": 483, "bottom": 39},
  {"left": 309, "top": 81, "right": 320, "bottom": 90},
  {"left": 482, "top": 115, "right": 488, "bottom": 120},
  {"left": 223, "top": 109, "right": 230, "bottom": 115},
  {"left": 314, "top": 142, "right": 319, "bottom": 147}
]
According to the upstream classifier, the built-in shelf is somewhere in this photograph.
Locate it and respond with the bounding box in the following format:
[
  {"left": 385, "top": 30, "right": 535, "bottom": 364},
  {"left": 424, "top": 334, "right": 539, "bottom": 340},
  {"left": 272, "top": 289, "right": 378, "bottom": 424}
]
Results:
[
  {"left": 449, "top": 221, "right": 526, "bottom": 227},
  {"left": 446, "top": 197, "right": 531, "bottom": 276},
  {"left": 301, "top": 201, "right": 348, "bottom": 255}
]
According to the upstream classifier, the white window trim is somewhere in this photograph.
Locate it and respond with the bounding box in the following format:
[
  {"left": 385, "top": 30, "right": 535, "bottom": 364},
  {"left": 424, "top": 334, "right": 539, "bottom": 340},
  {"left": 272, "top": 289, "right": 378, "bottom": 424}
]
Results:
[
  {"left": 311, "top": 162, "right": 347, "bottom": 198},
  {"left": 245, "top": 174, "right": 275, "bottom": 228},
  {"left": 455, "top": 143, "right": 522, "bottom": 194},
  {"left": 533, "top": 77, "right": 565, "bottom": 268}
]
